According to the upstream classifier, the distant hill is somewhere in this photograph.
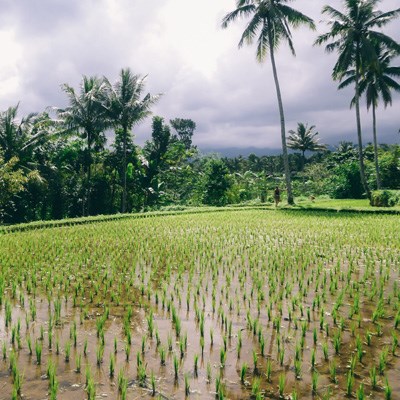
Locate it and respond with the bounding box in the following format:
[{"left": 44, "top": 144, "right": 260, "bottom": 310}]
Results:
[
  {"left": 197, "top": 146, "right": 339, "bottom": 158},
  {"left": 198, "top": 147, "right": 283, "bottom": 158}
]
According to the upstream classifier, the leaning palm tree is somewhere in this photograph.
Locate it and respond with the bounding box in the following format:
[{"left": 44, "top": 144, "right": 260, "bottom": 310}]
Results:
[
  {"left": 287, "top": 123, "right": 326, "bottom": 170},
  {"left": 315, "top": 0, "right": 400, "bottom": 201},
  {"left": 103, "top": 69, "right": 161, "bottom": 213},
  {"left": 57, "top": 75, "right": 109, "bottom": 215},
  {"left": 339, "top": 44, "right": 400, "bottom": 189},
  {"left": 222, "top": 0, "right": 315, "bottom": 205}
]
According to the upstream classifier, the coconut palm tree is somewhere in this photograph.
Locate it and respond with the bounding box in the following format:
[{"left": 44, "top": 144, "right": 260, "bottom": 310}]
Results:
[
  {"left": 315, "top": 0, "right": 400, "bottom": 201},
  {"left": 103, "top": 69, "right": 161, "bottom": 213},
  {"left": 222, "top": 0, "right": 315, "bottom": 205},
  {"left": 338, "top": 45, "right": 400, "bottom": 189},
  {"left": 0, "top": 104, "right": 39, "bottom": 162},
  {"left": 287, "top": 123, "right": 326, "bottom": 170},
  {"left": 57, "top": 75, "right": 109, "bottom": 215}
]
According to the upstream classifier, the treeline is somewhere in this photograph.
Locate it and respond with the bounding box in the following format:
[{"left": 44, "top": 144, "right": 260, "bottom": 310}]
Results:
[
  {"left": 1, "top": 88, "right": 399, "bottom": 225},
  {"left": 1, "top": 66, "right": 400, "bottom": 224}
]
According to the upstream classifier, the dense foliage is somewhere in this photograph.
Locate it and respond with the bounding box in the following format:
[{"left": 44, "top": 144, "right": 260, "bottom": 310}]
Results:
[
  {"left": 1, "top": 0, "right": 399, "bottom": 223},
  {"left": 1, "top": 103, "right": 399, "bottom": 224}
]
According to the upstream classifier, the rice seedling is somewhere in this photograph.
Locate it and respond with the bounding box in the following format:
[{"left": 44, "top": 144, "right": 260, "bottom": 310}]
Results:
[
  {"left": 83, "top": 338, "right": 88, "bottom": 357},
  {"left": 329, "top": 361, "right": 337, "bottom": 383},
  {"left": 278, "top": 373, "right": 285, "bottom": 398},
  {"left": 109, "top": 353, "right": 115, "bottom": 377},
  {"left": 322, "top": 341, "right": 329, "bottom": 361},
  {"left": 294, "top": 359, "right": 302, "bottom": 380},
  {"left": 370, "top": 366, "right": 377, "bottom": 390},
  {"left": 174, "top": 354, "right": 179, "bottom": 380},
  {"left": 333, "top": 330, "right": 342, "bottom": 354},
  {"left": 379, "top": 348, "right": 388, "bottom": 375},
  {"left": 184, "top": 373, "right": 190, "bottom": 396},
  {"left": 220, "top": 347, "right": 227, "bottom": 368},
  {"left": 142, "top": 334, "right": 147, "bottom": 354},
  {"left": 391, "top": 331, "right": 398, "bottom": 355},
  {"left": 265, "top": 358, "right": 272, "bottom": 382},
  {"left": 86, "top": 367, "right": 96, "bottom": 400},
  {"left": 194, "top": 353, "right": 199, "bottom": 377},
  {"left": 137, "top": 362, "right": 147, "bottom": 387},
  {"left": 312, "top": 370, "right": 319, "bottom": 394},
  {"left": 207, "top": 361, "right": 212, "bottom": 382},
  {"left": 167, "top": 333, "right": 173, "bottom": 352},
  {"left": 385, "top": 377, "right": 392, "bottom": 400},
  {"left": 2, "top": 341, "right": 6, "bottom": 360},
  {"left": 75, "top": 352, "right": 82, "bottom": 373},
  {"left": 311, "top": 348, "right": 316, "bottom": 370},
  {"left": 240, "top": 362, "right": 248, "bottom": 384},
  {"left": 26, "top": 335, "right": 32, "bottom": 355},
  {"left": 356, "top": 383, "right": 365, "bottom": 400},
  {"left": 35, "top": 340, "right": 42, "bottom": 365},
  {"left": 159, "top": 346, "right": 166, "bottom": 365},
  {"left": 237, "top": 331, "right": 242, "bottom": 358},
  {"left": 125, "top": 341, "right": 131, "bottom": 361},
  {"left": 346, "top": 371, "right": 354, "bottom": 396},
  {"left": 366, "top": 331, "right": 372, "bottom": 346},
  {"left": 65, "top": 340, "right": 71, "bottom": 363},
  {"left": 150, "top": 371, "right": 156, "bottom": 397},
  {"left": 251, "top": 377, "right": 261, "bottom": 397}
]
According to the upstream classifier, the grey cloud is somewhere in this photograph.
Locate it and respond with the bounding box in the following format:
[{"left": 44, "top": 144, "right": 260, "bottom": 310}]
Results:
[{"left": 1, "top": 0, "right": 399, "bottom": 151}]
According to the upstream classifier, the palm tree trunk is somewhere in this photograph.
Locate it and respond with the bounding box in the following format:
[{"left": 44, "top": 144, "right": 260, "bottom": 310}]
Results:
[
  {"left": 87, "top": 140, "right": 91, "bottom": 217},
  {"left": 372, "top": 103, "right": 381, "bottom": 189},
  {"left": 122, "top": 126, "right": 127, "bottom": 213},
  {"left": 354, "top": 58, "right": 371, "bottom": 202},
  {"left": 268, "top": 28, "right": 294, "bottom": 205}
]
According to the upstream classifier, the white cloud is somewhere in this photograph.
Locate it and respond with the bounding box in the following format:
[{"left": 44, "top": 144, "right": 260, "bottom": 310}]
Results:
[{"left": 0, "top": 29, "right": 22, "bottom": 100}]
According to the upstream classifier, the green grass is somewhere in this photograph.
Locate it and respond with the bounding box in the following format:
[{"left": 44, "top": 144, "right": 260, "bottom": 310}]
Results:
[{"left": 2, "top": 197, "right": 399, "bottom": 235}]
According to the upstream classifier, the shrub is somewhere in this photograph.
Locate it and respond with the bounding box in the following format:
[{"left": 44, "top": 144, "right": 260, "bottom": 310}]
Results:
[{"left": 371, "top": 190, "right": 400, "bottom": 207}]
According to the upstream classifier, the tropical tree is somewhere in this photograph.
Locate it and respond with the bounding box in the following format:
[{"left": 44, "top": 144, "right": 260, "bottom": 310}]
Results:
[
  {"left": 170, "top": 118, "right": 196, "bottom": 150},
  {"left": 287, "top": 122, "right": 326, "bottom": 170},
  {"left": 202, "top": 158, "right": 233, "bottom": 206},
  {"left": 315, "top": 0, "right": 400, "bottom": 200},
  {"left": 0, "top": 104, "right": 40, "bottom": 162},
  {"left": 339, "top": 44, "right": 400, "bottom": 189},
  {"left": 103, "top": 69, "right": 160, "bottom": 213},
  {"left": 222, "top": 0, "right": 315, "bottom": 204},
  {"left": 57, "top": 75, "right": 108, "bottom": 215},
  {"left": 0, "top": 151, "right": 27, "bottom": 222}
]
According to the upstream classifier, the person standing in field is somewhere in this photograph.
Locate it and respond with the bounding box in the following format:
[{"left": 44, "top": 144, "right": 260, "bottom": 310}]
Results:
[{"left": 274, "top": 186, "right": 281, "bottom": 207}]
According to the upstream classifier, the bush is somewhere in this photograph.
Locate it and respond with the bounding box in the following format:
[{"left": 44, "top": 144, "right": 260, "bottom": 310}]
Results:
[{"left": 371, "top": 190, "right": 400, "bottom": 207}]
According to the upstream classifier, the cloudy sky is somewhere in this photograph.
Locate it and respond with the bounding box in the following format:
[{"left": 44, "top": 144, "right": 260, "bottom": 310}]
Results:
[{"left": 0, "top": 0, "right": 399, "bottom": 151}]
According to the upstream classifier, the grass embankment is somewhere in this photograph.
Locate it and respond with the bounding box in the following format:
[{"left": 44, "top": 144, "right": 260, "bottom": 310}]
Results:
[{"left": 1, "top": 198, "right": 399, "bottom": 234}]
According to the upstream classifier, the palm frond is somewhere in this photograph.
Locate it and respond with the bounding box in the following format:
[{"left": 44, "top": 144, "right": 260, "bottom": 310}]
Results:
[{"left": 221, "top": 5, "right": 256, "bottom": 29}]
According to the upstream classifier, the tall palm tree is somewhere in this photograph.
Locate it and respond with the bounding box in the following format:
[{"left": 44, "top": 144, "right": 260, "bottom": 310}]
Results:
[
  {"left": 339, "top": 45, "right": 400, "bottom": 189},
  {"left": 103, "top": 69, "right": 161, "bottom": 213},
  {"left": 0, "top": 104, "right": 38, "bottom": 162},
  {"left": 57, "top": 75, "right": 108, "bottom": 215},
  {"left": 315, "top": 0, "right": 400, "bottom": 201},
  {"left": 287, "top": 122, "right": 326, "bottom": 170},
  {"left": 222, "top": 0, "right": 315, "bottom": 205}
]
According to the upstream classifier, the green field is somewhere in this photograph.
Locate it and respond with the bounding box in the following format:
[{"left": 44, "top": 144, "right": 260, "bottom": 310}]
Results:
[{"left": 0, "top": 208, "right": 399, "bottom": 399}]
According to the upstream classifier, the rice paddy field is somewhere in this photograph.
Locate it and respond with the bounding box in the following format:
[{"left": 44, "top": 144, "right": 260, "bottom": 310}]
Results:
[{"left": 0, "top": 208, "right": 399, "bottom": 399}]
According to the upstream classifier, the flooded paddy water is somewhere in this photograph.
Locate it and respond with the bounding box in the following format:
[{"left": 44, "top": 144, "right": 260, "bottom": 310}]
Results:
[{"left": 0, "top": 209, "right": 399, "bottom": 399}]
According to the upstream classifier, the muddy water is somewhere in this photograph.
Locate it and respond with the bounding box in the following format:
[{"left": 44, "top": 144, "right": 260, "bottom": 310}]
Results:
[{"left": 0, "top": 210, "right": 399, "bottom": 399}]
